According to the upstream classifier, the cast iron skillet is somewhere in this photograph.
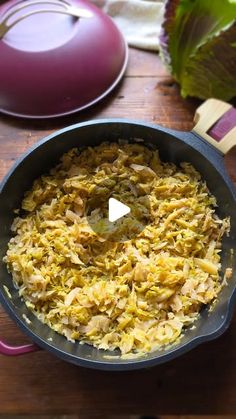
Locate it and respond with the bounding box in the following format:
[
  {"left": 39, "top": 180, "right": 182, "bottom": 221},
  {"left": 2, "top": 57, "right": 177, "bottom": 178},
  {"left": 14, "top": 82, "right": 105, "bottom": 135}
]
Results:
[{"left": 0, "top": 99, "right": 235, "bottom": 370}]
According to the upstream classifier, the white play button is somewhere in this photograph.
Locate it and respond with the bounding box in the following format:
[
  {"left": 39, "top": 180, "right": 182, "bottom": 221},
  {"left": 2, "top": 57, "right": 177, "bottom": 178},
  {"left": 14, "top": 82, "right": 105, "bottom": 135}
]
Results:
[
  {"left": 86, "top": 177, "right": 151, "bottom": 242},
  {"left": 108, "top": 197, "right": 130, "bottom": 222}
]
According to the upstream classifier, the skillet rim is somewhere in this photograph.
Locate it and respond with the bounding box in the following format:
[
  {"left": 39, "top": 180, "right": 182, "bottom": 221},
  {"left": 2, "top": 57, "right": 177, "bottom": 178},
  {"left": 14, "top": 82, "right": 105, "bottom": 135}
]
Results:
[{"left": 0, "top": 118, "right": 235, "bottom": 370}]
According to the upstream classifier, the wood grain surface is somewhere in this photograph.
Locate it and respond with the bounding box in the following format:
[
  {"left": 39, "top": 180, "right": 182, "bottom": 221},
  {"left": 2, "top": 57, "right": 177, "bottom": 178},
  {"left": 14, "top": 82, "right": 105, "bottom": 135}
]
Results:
[{"left": 0, "top": 48, "right": 236, "bottom": 415}]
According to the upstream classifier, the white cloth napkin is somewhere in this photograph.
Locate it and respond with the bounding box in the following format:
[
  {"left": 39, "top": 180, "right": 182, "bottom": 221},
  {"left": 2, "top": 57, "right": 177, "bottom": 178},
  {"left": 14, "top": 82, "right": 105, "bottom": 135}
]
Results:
[{"left": 93, "top": 0, "right": 164, "bottom": 51}]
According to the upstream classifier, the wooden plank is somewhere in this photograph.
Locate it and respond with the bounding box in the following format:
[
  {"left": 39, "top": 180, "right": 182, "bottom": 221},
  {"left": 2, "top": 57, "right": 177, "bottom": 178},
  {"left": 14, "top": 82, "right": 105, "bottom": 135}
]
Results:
[
  {"left": 0, "top": 325, "right": 236, "bottom": 415},
  {"left": 127, "top": 48, "right": 170, "bottom": 77}
]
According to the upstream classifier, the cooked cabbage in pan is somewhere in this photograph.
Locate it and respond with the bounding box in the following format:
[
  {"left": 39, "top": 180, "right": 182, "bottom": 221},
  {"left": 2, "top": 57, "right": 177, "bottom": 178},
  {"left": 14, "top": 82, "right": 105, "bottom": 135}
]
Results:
[{"left": 4, "top": 142, "right": 231, "bottom": 355}]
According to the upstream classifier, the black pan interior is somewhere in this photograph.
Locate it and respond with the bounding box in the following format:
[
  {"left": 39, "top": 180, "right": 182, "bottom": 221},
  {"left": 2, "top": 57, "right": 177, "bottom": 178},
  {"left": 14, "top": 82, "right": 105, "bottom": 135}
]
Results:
[{"left": 0, "top": 120, "right": 235, "bottom": 370}]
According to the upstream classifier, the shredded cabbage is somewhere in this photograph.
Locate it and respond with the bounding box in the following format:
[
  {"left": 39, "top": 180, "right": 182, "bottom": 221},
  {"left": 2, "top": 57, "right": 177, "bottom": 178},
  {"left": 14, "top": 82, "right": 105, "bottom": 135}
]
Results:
[{"left": 4, "top": 142, "right": 231, "bottom": 355}]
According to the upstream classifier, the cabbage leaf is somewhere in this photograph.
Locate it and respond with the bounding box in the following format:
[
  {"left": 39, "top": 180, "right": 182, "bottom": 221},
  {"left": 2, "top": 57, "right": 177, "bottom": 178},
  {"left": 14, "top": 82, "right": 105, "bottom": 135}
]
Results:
[{"left": 160, "top": 0, "right": 236, "bottom": 100}]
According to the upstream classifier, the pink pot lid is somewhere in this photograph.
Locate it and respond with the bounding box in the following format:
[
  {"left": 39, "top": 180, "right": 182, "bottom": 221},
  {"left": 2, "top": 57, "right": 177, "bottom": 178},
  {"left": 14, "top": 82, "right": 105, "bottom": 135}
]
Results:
[{"left": 0, "top": 0, "right": 128, "bottom": 119}]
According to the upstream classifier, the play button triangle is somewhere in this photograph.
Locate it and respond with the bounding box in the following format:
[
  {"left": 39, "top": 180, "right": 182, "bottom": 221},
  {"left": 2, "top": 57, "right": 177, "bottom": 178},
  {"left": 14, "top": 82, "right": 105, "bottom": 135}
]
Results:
[{"left": 108, "top": 197, "right": 130, "bottom": 222}]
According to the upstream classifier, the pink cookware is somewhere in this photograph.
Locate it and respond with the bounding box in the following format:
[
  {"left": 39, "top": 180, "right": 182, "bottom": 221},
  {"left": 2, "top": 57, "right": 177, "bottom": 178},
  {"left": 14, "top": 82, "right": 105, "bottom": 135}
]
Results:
[{"left": 0, "top": 0, "right": 128, "bottom": 118}]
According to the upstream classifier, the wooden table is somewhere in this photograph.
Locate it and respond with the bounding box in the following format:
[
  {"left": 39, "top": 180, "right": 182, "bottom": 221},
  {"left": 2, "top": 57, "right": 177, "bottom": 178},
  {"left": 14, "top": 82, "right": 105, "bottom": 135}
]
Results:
[{"left": 0, "top": 48, "right": 236, "bottom": 416}]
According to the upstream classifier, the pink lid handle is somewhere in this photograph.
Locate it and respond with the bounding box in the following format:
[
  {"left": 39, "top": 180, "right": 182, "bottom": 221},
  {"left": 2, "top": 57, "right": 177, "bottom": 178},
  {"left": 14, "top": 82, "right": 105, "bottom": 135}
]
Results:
[
  {"left": 0, "top": 339, "right": 39, "bottom": 356},
  {"left": 0, "top": 0, "right": 93, "bottom": 40}
]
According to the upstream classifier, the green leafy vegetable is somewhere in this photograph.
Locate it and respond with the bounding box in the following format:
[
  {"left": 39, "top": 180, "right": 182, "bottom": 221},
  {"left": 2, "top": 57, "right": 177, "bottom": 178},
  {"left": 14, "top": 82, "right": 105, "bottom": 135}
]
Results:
[{"left": 160, "top": 0, "right": 236, "bottom": 100}]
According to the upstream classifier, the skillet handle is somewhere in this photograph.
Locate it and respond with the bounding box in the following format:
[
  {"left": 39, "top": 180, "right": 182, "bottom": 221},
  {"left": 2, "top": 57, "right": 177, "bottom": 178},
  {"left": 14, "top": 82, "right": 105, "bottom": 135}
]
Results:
[
  {"left": 193, "top": 99, "right": 236, "bottom": 154},
  {"left": 0, "top": 339, "right": 39, "bottom": 356}
]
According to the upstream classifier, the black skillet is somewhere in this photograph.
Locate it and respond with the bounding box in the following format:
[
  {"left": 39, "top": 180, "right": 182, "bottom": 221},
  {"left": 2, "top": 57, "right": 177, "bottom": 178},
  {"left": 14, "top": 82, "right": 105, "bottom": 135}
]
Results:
[{"left": 0, "top": 98, "right": 235, "bottom": 370}]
